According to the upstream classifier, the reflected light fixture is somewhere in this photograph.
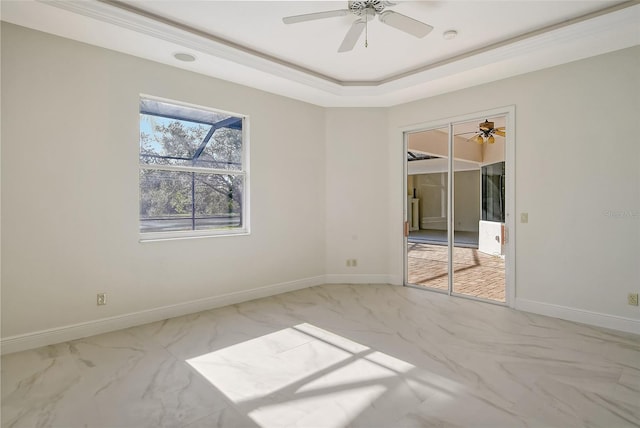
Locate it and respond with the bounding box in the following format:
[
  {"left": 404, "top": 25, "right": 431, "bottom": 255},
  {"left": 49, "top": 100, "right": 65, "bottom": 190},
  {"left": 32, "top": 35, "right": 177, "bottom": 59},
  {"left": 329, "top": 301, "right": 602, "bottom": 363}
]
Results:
[
  {"left": 475, "top": 134, "right": 496, "bottom": 144},
  {"left": 473, "top": 119, "right": 503, "bottom": 144}
]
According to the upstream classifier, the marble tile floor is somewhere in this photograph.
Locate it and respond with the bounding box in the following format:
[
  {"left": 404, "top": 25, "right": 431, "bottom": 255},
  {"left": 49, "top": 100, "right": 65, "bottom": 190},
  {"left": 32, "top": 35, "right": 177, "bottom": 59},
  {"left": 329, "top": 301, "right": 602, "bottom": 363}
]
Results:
[
  {"left": 408, "top": 243, "right": 506, "bottom": 302},
  {"left": 2, "top": 284, "right": 639, "bottom": 428}
]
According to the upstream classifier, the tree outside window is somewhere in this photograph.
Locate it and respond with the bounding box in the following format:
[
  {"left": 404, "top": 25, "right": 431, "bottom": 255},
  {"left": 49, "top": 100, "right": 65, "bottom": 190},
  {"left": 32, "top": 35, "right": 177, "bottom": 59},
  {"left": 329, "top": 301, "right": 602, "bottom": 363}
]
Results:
[{"left": 139, "top": 97, "right": 248, "bottom": 238}]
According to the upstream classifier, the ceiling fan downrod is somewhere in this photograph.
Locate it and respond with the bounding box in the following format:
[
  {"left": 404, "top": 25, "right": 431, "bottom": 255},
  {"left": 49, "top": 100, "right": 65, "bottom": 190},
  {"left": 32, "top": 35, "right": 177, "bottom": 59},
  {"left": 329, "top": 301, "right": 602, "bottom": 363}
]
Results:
[
  {"left": 365, "top": 13, "right": 368, "bottom": 47},
  {"left": 350, "top": 1, "right": 385, "bottom": 48}
]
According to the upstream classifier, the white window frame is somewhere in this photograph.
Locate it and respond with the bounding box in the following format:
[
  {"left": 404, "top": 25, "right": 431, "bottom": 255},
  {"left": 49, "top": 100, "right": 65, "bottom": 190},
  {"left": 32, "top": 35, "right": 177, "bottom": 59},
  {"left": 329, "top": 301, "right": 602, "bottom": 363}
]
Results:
[{"left": 138, "top": 95, "right": 250, "bottom": 242}]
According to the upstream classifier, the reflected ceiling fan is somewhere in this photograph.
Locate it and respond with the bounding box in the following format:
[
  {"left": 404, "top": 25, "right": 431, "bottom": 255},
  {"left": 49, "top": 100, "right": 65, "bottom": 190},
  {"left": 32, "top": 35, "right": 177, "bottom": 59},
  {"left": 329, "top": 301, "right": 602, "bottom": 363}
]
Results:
[
  {"left": 459, "top": 120, "right": 506, "bottom": 144},
  {"left": 282, "top": 1, "right": 433, "bottom": 52}
]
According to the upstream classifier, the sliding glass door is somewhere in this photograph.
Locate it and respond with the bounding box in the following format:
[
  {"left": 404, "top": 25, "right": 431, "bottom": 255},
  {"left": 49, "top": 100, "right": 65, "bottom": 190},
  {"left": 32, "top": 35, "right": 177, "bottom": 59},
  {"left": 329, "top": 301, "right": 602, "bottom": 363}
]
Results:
[{"left": 405, "top": 113, "right": 510, "bottom": 305}]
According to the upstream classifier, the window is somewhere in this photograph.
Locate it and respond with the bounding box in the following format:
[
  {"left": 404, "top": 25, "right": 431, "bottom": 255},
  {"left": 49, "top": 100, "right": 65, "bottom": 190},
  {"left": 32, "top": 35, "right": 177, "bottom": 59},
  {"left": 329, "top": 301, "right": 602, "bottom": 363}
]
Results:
[
  {"left": 139, "top": 96, "right": 248, "bottom": 240},
  {"left": 481, "top": 161, "right": 505, "bottom": 223}
]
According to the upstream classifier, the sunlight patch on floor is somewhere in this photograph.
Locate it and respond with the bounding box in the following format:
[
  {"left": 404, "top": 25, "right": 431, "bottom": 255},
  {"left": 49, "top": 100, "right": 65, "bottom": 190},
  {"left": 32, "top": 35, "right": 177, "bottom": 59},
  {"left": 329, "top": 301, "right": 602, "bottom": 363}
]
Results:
[{"left": 186, "top": 323, "right": 439, "bottom": 427}]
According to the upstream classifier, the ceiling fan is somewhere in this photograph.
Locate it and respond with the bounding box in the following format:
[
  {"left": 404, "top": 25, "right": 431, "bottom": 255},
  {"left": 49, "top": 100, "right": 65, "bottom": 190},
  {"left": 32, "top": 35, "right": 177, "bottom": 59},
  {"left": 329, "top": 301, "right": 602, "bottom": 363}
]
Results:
[
  {"left": 459, "top": 120, "right": 506, "bottom": 144},
  {"left": 282, "top": 1, "right": 433, "bottom": 53}
]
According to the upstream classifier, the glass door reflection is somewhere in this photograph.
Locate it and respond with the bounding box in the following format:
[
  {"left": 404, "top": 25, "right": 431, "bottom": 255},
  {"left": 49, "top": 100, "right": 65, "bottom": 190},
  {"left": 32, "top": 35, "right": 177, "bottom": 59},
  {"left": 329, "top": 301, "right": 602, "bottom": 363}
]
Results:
[
  {"left": 406, "top": 117, "right": 507, "bottom": 304},
  {"left": 406, "top": 127, "right": 450, "bottom": 292},
  {"left": 452, "top": 118, "right": 506, "bottom": 302}
]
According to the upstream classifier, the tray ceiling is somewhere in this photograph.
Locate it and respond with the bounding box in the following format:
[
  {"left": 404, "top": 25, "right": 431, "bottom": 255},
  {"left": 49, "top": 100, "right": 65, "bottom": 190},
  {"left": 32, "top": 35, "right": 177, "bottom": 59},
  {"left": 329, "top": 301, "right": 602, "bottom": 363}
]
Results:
[{"left": 2, "top": 0, "right": 639, "bottom": 106}]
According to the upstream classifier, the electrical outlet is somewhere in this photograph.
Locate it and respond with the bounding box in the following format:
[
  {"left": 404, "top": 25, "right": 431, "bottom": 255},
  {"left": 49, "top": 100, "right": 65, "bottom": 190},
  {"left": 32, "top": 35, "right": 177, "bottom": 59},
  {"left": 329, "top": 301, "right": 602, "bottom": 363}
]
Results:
[
  {"left": 97, "top": 293, "right": 107, "bottom": 306},
  {"left": 345, "top": 259, "right": 358, "bottom": 267},
  {"left": 628, "top": 293, "right": 639, "bottom": 306}
]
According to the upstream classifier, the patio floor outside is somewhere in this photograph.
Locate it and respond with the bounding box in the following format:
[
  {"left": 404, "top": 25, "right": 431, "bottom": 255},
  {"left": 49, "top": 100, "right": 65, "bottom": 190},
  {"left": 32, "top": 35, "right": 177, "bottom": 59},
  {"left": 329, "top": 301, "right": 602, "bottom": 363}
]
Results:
[{"left": 407, "top": 242, "right": 505, "bottom": 302}]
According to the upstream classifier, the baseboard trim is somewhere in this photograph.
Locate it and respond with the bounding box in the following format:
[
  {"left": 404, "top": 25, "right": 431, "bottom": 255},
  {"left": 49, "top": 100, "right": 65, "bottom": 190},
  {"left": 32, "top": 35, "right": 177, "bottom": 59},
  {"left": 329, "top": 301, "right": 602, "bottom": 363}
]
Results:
[
  {"left": 388, "top": 274, "right": 403, "bottom": 286},
  {"left": 7, "top": 281, "right": 636, "bottom": 355},
  {"left": 515, "top": 298, "right": 640, "bottom": 335},
  {"left": 1, "top": 275, "right": 326, "bottom": 355},
  {"left": 324, "top": 274, "right": 394, "bottom": 285}
]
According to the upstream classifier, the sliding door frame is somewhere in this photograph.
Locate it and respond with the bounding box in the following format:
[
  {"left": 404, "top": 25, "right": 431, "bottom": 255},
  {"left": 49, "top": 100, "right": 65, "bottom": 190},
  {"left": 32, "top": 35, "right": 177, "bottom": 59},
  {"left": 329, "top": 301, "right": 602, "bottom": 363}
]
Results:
[{"left": 402, "top": 106, "right": 516, "bottom": 307}]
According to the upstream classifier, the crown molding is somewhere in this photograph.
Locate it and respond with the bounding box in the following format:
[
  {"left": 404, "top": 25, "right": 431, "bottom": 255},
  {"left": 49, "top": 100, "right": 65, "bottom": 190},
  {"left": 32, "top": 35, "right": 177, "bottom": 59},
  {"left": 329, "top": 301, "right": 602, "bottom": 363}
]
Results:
[
  {"left": 46, "top": 0, "right": 345, "bottom": 93},
  {"left": 3, "top": 0, "right": 639, "bottom": 106}
]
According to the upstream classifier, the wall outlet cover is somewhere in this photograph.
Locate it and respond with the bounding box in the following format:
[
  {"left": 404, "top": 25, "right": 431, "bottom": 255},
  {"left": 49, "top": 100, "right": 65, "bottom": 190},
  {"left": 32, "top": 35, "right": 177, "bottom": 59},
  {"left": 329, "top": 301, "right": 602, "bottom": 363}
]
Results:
[{"left": 97, "top": 293, "right": 107, "bottom": 306}]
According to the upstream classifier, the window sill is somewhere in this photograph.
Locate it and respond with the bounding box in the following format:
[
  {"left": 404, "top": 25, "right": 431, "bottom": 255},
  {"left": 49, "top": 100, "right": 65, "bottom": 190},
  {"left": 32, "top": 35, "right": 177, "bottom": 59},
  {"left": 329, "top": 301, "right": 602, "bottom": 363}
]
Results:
[{"left": 139, "top": 228, "right": 250, "bottom": 243}]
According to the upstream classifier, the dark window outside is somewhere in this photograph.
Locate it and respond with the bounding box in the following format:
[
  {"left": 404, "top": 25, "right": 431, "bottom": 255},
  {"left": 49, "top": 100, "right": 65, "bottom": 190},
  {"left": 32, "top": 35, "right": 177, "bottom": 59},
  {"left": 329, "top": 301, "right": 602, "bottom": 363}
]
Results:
[{"left": 481, "top": 161, "right": 505, "bottom": 223}]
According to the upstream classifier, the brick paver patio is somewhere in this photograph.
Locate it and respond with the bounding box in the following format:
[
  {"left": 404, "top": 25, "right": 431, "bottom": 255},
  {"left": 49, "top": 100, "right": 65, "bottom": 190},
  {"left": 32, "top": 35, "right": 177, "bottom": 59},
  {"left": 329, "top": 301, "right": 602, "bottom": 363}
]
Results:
[{"left": 407, "top": 243, "right": 505, "bottom": 302}]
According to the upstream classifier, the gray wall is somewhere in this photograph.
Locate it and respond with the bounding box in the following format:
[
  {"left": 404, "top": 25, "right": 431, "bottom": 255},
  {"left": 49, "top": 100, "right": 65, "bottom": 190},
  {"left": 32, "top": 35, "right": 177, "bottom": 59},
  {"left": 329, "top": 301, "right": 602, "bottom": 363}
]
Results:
[
  {"left": 1, "top": 23, "right": 326, "bottom": 337},
  {"left": 2, "top": 22, "right": 638, "bottom": 342},
  {"left": 388, "top": 46, "right": 640, "bottom": 322}
]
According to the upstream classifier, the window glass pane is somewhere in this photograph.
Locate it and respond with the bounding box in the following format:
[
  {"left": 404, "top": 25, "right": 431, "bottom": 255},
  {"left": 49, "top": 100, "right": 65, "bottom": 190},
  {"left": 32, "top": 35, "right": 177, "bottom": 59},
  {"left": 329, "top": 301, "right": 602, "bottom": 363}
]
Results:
[
  {"left": 139, "top": 97, "right": 247, "bottom": 236},
  {"left": 139, "top": 170, "right": 244, "bottom": 233},
  {"left": 195, "top": 128, "right": 243, "bottom": 170},
  {"left": 139, "top": 99, "right": 243, "bottom": 170},
  {"left": 140, "top": 170, "right": 194, "bottom": 233},
  {"left": 194, "top": 174, "right": 244, "bottom": 230},
  {"left": 140, "top": 116, "right": 208, "bottom": 166}
]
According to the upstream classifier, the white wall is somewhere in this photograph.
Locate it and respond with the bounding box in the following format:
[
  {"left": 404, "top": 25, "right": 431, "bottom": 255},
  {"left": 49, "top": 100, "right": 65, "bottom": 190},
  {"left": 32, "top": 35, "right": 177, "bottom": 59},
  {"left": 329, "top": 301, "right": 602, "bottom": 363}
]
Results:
[
  {"left": 389, "top": 46, "right": 640, "bottom": 327},
  {"left": 325, "top": 108, "right": 391, "bottom": 282},
  {"left": 2, "top": 24, "right": 639, "bottom": 347},
  {"left": 1, "top": 23, "right": 326, "bottom": 339}
]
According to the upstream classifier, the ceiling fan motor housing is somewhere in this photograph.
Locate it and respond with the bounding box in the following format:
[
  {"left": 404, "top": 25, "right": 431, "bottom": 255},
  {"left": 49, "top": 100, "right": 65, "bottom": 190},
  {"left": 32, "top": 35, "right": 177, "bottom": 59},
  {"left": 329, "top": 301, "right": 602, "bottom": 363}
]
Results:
[
  {"left": 479, "top": 120, "right": 494, "bottom": 131},
  {"left": 349, "top": 0, "right": 387, "bottom": 16}
]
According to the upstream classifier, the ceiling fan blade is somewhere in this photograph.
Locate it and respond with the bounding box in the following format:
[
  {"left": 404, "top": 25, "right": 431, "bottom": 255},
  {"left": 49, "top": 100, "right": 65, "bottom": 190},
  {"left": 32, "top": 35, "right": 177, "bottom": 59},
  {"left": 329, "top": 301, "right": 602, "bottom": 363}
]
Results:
[
  {"left": 283, "top": 9, "right": 349, "bottom": 24},
  {"left": 494, "top": 129, "right": 506, "bottom": 137},
  {"left": 469, "top": 137, "right": 484, "bottom": 144},
  {"left": 338, "top": 20, "right": 366, "bottom": 53},
  {"left": 378, "top": 11, "right": 433, "bottom": 38}
]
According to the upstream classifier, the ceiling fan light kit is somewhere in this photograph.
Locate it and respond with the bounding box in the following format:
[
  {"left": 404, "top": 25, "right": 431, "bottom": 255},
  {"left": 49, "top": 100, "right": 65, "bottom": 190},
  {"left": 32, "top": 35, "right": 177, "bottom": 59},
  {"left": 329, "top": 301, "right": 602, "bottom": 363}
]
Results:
[
  {"left": 282, "top": 0, "right": 433, "bottom": 52},
  {"left": 476, "top": 134, "right": 496, "bottom": 144},
  {"left": 463, "top": 119, "right": 506, "bottom": 144}
]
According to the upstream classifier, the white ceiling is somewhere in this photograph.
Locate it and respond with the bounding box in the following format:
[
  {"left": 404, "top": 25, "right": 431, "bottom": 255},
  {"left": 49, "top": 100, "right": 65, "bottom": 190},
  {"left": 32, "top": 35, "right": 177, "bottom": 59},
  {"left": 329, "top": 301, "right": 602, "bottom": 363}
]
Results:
[{"left": 2, "top": 0, "right": 639, "bottom": 107}]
